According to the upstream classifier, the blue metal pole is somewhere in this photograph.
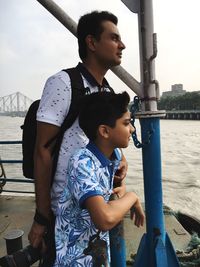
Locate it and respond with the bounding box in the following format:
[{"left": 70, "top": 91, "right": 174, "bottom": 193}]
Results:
[
  {"left": 133, "top": 117, "right": 179, "bottom": 267},
  {"left": 110, "top": 221, "right": 126, "bottom": 267},
  {"left": 109, "top": 193, "right": 126, "bottom": 267},
  {"left": 141, "top": 117, "right": 165, "bottom": 266},
  {"left": 142, "top": 118, "right": 165, "bottom": 246}
]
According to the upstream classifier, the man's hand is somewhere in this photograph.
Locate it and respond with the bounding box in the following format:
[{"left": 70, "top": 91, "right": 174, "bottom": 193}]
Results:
[
  {"left": 28, "top": 221, "right": 47, "bottom": 253},
  {"left": 114, "top": 153, "right": 128, "bottom": 185},
  {"left": 130, "top": 199, "right": 145, "bottom": 227}
]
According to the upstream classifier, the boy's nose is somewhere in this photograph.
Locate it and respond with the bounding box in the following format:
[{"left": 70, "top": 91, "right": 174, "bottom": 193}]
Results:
[{"left": 130, "top": 124, "right": 135, "bottom": 134}]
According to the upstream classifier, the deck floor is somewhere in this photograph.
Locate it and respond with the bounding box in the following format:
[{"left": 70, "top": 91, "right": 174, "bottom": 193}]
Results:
[{"left": 0, "top": 195, "right": 191, "bottom": 266}]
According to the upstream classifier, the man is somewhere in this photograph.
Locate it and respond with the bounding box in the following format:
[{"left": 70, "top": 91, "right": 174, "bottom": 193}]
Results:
[{"left": 28, "top": 10, "right": 126, "bottom": 266}]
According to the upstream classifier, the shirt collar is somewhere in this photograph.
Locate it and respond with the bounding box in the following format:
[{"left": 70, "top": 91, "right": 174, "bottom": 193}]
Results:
[
  {"left": 86, "top": 141, "right": 119, "bottom": 167},
  {"left": 76, "top": 62, "right": 110, "bottom": 89}
]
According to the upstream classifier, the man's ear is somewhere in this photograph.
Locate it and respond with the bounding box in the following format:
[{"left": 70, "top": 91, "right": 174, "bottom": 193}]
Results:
[
  {"left": 98, "top": 125, "right": 110, "bottom": 139},
  {"left": 85, "top": 35, "right": 96, "bottom": 52}
]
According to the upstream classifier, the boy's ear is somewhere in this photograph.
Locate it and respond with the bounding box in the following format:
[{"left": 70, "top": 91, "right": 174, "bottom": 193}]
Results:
[{"left": 98, "top": 125, "right": 110, "bottom": 139}]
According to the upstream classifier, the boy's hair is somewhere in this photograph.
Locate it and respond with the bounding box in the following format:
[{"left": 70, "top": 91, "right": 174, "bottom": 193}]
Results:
[
  {"left": 79, "top": 91, "right": 130, "bottom": 141},
  {"left": 77, "top": 11, "right": 118, "bottom": 61}
]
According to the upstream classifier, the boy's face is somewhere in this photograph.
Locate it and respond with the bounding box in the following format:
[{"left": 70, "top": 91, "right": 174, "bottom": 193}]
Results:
[
  {"left": 93, "top": 21, "right": 126, "bottom": 68},
  {"left": 108, "top": 111, "right": 135, "bottom": 148}
]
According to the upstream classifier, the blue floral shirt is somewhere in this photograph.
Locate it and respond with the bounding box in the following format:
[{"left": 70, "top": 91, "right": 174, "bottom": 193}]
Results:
[{"left": 53, "top": 142, "right": 121, "bottom": 267}]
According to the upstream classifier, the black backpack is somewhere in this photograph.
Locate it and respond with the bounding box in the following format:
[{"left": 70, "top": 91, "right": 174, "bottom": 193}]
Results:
[{"left": 21, "top": 67, "right": 86, "bottom": 179}]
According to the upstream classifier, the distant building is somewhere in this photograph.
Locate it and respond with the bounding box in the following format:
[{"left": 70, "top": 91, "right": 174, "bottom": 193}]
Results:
[{"left": 162, "top": 84, "right": 186, "bottom": 98}]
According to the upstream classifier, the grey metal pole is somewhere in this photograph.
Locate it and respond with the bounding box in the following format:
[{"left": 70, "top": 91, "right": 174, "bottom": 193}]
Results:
[
  {"left": 137, "top": 0, "right": 158, "bottom": 112},
  {"left": 36, "top": 0, "right": 141, "bottom": 96}
]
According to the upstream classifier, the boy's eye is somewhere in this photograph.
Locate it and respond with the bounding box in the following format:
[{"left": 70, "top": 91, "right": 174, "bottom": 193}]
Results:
[{"left": 124, "top": 120, "right": 131, "bottom": 126}]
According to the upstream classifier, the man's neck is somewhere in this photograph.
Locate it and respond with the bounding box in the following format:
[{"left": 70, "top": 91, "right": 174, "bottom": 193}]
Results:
[{"left": 82, "top": 60, "right": 108, "bottom": 86}]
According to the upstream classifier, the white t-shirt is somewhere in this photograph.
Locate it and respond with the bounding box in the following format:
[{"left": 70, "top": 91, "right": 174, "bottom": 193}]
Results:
[{"left": 37, "top": 66, "right": 112, "bottom": 212}]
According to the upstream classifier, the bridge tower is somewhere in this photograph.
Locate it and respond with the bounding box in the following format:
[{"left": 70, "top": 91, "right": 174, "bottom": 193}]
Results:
[{"left": 0, "top": 92, "right": 33, "bottom": 115}]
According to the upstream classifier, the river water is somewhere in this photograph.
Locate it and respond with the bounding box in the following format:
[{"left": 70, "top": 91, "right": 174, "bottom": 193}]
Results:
[{"left": 0, "top": 116, "right": 200, "bottom": 220}]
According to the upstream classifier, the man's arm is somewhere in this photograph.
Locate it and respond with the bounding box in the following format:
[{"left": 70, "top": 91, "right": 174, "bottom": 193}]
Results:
[
  {"left": 28, "top": 121, "right": 60, "bottom": 249},
  {"left": 85, "top": 192, "right": 145, "bottom": 231}
]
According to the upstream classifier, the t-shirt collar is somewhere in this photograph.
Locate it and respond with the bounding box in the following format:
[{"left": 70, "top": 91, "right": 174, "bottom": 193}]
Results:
[
  {"left": 86, "top": 141, "right": 119, "bottom": 167},
  {"left": 76, "top": 62, "right": 110, "bottom": 89}
]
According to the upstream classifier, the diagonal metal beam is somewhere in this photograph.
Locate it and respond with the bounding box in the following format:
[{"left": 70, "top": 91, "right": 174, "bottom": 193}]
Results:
[{"left": 121, "top": 0, "right": 140, "bottom": 13}]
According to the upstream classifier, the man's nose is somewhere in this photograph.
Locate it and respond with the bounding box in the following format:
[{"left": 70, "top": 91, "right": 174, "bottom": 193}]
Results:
[{"left": 119, "top": 40, "right": 126, "bottom": 50}]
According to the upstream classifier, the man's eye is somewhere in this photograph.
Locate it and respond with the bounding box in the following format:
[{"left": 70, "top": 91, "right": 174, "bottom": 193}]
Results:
[{"left": 112, "top": 35, "right": 119, "bottom": 42}]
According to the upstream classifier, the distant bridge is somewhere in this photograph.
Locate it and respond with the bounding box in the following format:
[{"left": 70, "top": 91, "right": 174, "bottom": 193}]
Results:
[{"left": 0, "top": 92, "right": 33, "bottom": 116}]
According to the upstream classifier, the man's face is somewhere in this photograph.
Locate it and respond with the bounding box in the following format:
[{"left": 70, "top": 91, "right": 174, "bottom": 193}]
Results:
[{"left": 93, "top": 21, "right": 126, "bottom": 68}]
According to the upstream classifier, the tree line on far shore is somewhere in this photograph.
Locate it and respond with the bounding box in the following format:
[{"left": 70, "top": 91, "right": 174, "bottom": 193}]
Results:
[{"left": 158, "top": 92, "right": 200, "bottom": 111}]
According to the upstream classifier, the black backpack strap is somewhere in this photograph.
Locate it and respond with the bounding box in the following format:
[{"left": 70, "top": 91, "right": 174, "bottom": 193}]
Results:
[
  {"left": 45, "top": 67, "right": 85, "bottom": 148},
  {"left": 108, "top": 86, "right": 114, "bottom": 93},
  {"left": 60, "top": 67, "right": 86, "bottom": 131},
  {"left": 50, "top": 67, "right": 86, "bottom": 183}
]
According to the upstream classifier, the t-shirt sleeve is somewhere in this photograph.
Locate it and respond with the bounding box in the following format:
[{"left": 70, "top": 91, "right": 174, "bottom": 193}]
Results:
[
  {"left": 68, "top": 155, "right": 103, "bottom": 208},
  {"left": 37, "top": 71, "right": 71, "bottom": 126}
]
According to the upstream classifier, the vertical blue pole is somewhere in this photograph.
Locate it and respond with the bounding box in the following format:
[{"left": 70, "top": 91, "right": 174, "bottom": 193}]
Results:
[
  {"left": 141, "top": 117, "right": 165, "bottom": 266},
  {"left": 134, "top": 117, "right": 179, "bottom": 267},
  {"left": 110, "top": 221, "right": 126, "bottom": 267},
  {"left": 110, "top": 193, "right": 126, "bottom": 267}
]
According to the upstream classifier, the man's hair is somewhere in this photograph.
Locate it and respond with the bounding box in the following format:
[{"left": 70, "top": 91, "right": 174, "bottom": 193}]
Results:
[
  {"left": 77, "top": 11, "right": 118, "bottom": 61},
  {"left": 79, "top": 91, "right": 130, "bottom": 141}
]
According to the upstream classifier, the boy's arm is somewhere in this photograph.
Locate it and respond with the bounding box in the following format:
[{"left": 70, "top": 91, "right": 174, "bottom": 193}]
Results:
[
  {"left": 130, "top": 200, "right": 145, "bottom": 227},
  {"left": 85, "top": 192, "right": 144, "bottom": 231}
]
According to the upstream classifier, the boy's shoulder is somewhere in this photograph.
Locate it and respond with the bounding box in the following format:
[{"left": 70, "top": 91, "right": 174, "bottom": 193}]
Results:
[
  {"left": 69, "top": 146, "right": 121, "bottom": 170},
  {"left": 70, "top": 146, "right": 98, "bottom": 164},
  {"left": 71, "top": 145, "right": 122, "bottom": 162},
  {"left": 68, "top": 147, "right": 102, "bottom": 178}
]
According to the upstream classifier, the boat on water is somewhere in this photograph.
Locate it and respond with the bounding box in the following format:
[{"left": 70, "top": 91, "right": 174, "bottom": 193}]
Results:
[{"left": 1, "top": 0, "right": 200, "bottom": 266}]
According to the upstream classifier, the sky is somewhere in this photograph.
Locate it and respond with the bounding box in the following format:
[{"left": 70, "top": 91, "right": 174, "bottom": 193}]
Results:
[{"left": 0, "top": 0, "right": 200, "bottom": 101}]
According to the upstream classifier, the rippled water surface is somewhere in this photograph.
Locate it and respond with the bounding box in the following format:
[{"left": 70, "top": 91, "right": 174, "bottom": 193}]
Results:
[
  {"left": 124, "top": 119, "right": 200, "bottom": 219},
  {"left": 0, "top": 116, "right": 200, "bottom": 219}
]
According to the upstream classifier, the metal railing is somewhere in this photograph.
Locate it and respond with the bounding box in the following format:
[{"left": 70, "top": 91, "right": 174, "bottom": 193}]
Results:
[{"left": 0, "top": 140, "right": 34, "bottom": 194}]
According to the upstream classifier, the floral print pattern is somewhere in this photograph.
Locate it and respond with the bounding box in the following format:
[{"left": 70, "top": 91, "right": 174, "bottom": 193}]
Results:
[{"left": 53, "top": 143, "right": 121, "bottom": 266}]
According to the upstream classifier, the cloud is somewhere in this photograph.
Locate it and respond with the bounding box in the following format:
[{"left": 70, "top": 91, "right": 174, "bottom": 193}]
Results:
[{"left": 0, "top": 0, "right": 200, "bottom": 100}]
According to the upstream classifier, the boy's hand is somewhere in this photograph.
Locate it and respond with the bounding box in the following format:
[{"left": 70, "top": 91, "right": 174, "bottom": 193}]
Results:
[
  {"left": 114, "top": 154, "right": 128, "bottom": 184},
  {"left": 112, "top": 182, "right": 126, "bottom": 198},
  {"left": 130, "top": 200, "right": 145, "bottom": 227}
]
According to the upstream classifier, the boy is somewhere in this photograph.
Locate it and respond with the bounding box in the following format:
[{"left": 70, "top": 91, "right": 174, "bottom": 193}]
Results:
[{"left": 54, "top": 91, "right": 145, "bottom": 267}]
